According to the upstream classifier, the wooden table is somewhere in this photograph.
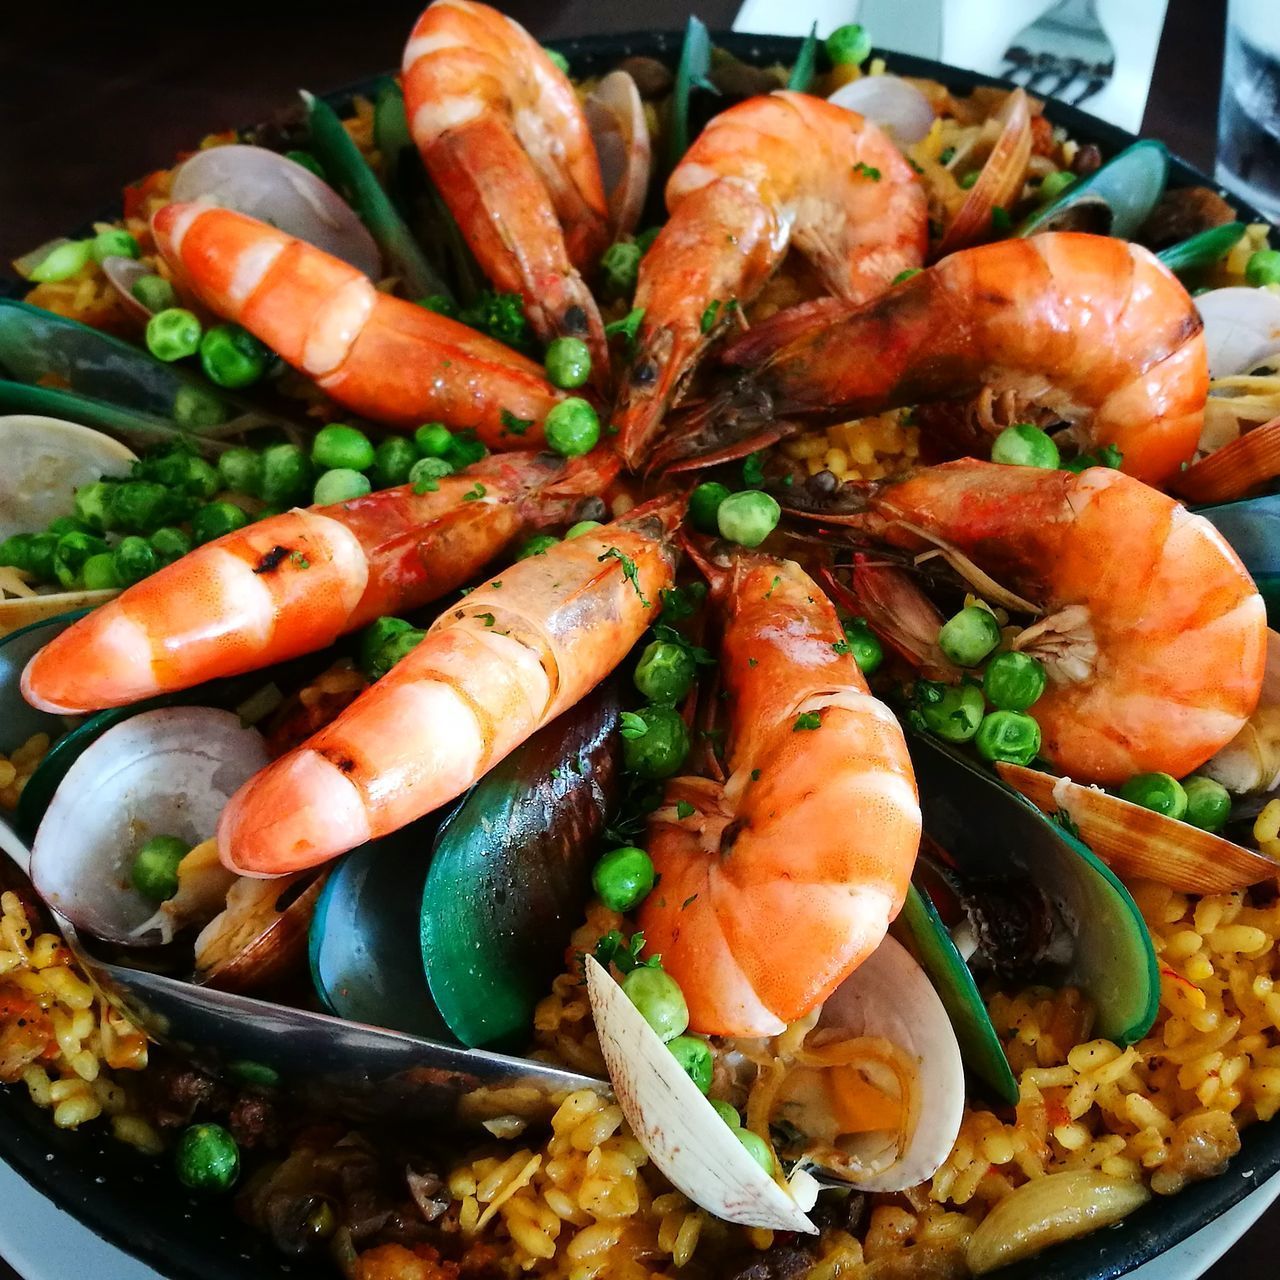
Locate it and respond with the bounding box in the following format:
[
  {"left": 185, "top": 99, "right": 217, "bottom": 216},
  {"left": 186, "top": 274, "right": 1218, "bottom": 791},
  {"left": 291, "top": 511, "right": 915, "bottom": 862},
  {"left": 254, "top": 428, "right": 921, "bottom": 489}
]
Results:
[{"left": 0, "top": 2, "right": 1271, "bottom": 1277}]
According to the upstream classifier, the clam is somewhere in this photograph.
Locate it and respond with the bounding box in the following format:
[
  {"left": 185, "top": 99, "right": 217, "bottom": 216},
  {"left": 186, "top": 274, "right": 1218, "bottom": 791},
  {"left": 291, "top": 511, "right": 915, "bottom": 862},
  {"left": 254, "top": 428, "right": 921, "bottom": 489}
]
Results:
[
  {"left": 829, "top": 74, "right": 936, "bottom": 147},
  {"left": 28, "top": 707, "right": 269, "bottom": 946},
  {"left": 170, "top": 144, "right": 381, "bottom": 279},
  {"left": 1177, "top": 422, "right": 1280, "bottom": 505},
  {"left": 997, "top": 763, "right": 1279, "bottom": 893},
  {"left": 1195, "top": 286, "right": 1280, "bottom": 380},
  {"left": 1017, "top": 139, "right": 1169, "bottom": 239},
  {"left": 910, "top": 732, "right": 1159, "bottom": 1045},
  {"left": 583, "top": 71, "right": 653, "bottom": 238},
  {"left": 1203, "top": 628, "right": 1280, "bottom": 794},
  {"left": 301, "top": 90, "right": 449, "bottom": 300},
  {"left": 99, "top": 256, "right": 164, "bottom": 322}
]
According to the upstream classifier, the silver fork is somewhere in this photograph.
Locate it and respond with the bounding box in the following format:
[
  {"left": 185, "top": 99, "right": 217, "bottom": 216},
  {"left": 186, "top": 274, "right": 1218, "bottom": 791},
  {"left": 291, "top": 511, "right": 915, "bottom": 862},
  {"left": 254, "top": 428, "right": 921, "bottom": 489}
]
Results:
[{"left": 1000, "top": 0, "right": 1116, "bottom": 108}]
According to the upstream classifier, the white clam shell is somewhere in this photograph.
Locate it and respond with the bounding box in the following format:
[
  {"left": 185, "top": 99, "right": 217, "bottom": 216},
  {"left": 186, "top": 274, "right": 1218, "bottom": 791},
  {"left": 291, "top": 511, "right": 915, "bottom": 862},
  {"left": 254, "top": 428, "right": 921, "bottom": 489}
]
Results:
[
  {"left": 828, "top": 74, "right": 936, "bottom": 146},
  {"left": 31, "top": 708, "right": 268, "bottom": 945},
  {"left": 1196, "top": 286, "right": 1280, "bottom": 380},
  {"left": 584, "top": 71, "right": 652, "bottom": 238},
  {"left": 171, "top": 144, "right": 382, "bottom": 279}
]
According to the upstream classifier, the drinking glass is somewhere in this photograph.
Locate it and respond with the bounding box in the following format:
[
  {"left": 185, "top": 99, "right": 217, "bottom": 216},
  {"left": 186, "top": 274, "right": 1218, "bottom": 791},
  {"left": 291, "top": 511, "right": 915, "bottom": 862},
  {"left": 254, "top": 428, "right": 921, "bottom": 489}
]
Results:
[{"left": 1217, "top": 0, "right": 1280, "bottom": 221}]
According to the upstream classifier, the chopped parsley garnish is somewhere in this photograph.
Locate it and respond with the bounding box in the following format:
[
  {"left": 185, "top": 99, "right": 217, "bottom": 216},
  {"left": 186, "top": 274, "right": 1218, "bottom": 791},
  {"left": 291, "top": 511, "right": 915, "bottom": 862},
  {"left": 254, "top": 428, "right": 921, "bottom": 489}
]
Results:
[
  {"left": 620, "top": 711, "right": 649, "bottom": 739},
  {"left": 604, "top": 306, "right": 645, "bottom": 351},
  {"left": 700, "top": 299, "right": 721, "bottom": 333},
  {"left": 462, "top": 483, "right": 487, "bottom": 502},
  {"left": 676, "top": 800, "right": 696, "bottom": 819},
  {"left": 599, "top": 546, "right": 649, "bottom": 607},
  {"left": 594, "top": 929, "right": 659, "bottom": 974},
  {"left": 853, "top": 161, "right": 881, "bottom": 181},
  {"left": 742, "top": 451, "right": 766, "bottom": 487},
  {"left": 793, "top": 711, "right": 822, "bottom": 731},
  {"left": 477, "top": 612, "right": 495, "bottom": 627},
  {"left": 500, "top": 408, "right": 533, "bottom": 437}
]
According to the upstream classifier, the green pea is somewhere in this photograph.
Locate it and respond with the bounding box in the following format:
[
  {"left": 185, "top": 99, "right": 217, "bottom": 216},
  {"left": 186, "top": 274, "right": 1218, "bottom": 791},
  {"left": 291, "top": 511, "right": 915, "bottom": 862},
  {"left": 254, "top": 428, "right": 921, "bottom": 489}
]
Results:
[
  {"left": 621, "top": 705, "right": 690, "bottom": 779},
  {"left": 131, "top": 274, "right": 177, "bottom": 313},
  {"left": 622, "top": 966, "right": 689, "bottom": 1042},
  {"left": 1039, "top": 170, "right": 1076, "bottom": 202},
  {"left": 991, "top": 423, "right": 1060, "bottom": 469},
  {"left": 592, "top": 845, "right": 656, "bottom": 912},
  {"left": 543, "top": 46, "right": 571, "bottom": 74},
  {"left": 959, "top": 170, "right": 980, "bottom": 190},
  {"left": 0, "top": 535, "right": 34, "bottom": 573},
  {"left": 46, "top": 516, "right": 90, "bottom": 538},
  {"left": 600, "top": 241, "right": 642, "bottom": 298},
  {"left": 517, "top": 534, "right": 559, "bottom": 559},
  {"left": 717, "top": 490, "right": 780, "bottom": 549},
  {"left": 150, "top": 526, "right": 194, "bottom": 566},
  {"left": 172, "top": 383, "right": 228, "bottom": 429},
  {"left": 1245, "top": 248, "right": 1280, "bottom": 288},
  {"left": 825, "top": 22, "right": 872, "bottom": 67},
  {"left": 373, "top": 437, "right": 419, "bottom": 488},
  {"left": 565, "top": 520, "right": 603, "bottom": 539},
  {"left": 667, "top": 1035, "right": 714, "bottom": 1093},
  {"left": 26, "top": 534, "right": 60, "bottom": 584},
  {"left": 710, "top": 1099, "right": 742, "bottom": 1129},
  {"left": 112, "top": 535, "right": 158, "bottom": 586},
  {"left": 1183, "top": 776, "right": 1232, "bottom": 832},
  {"left": 545, "top": 337, "right": 592, "bottom": 389},
  {"left": 227, "top": 1059, "right": 280, "bottom": 1089},
  {"left": 544, "top": 397, "right": 601, "bottom": 457},
  {"left": 359, "top": 616, "right": 415, "bottom": 681},
  {"left": 149, "top": 450, "right": 220, "bottom": 500},
  {"left": 192, "top": 501, "right": 250, "bottom": 545},
  {"left": 313, "top": 468, "right": 373, "bottom": 506},
  {"left": 445, "top": 431, "right": 488, "bottom": 470},
  {"left": 284, "top": 149, "right": 326, "bottom": 179},
  {"left": 634, "top": 640, "right": 696, "bottom": 705},
  {"left": 409, "top": 456, "right": 454, "bottom": 492},
  {"left": 414, "top": 422, "right": 454, "bottom": 458},
  {"left": 974, "top": 709, "right": 1041, "bottom": 766},
  {"left": 735, "top": 1128, "right": 776, "bottom": 1175},
  {"left": 843, "top": 619, "right": 883, "bottom": 676},
  {"left": 199, "top": 323, "right": 270, "bottom": 388},
  {"left": 52, "top": 531, "right": 109, "bottom": 589},
  {"left": 175, "top": 1123, "right": 240, "bottom": 1193},
  {"left": 110, "top": 481, "right": 180, "bottom": 535},
  {"left": 28, "top": 239, "right": 92, "bottom": 283},
  {"left": 938, "top": 606, "right": 1001, "bottom": 667},
  {"left": 688, "top": 482, "right": 731, "bottom": 535},
  {"left": 366, "top": 625, "right": 427, "bottom": 681},
  {"left": 983, "top": 651, "right": 1047, "bottom": 712},
  {"left": 217, "top": 446, "right": 263, "bottom": 498},
  {"left": 259, "top": 443, "right": 313, "bottom": 507},
  {"left": 73, "top": 480, "right": 118, "bottom": 532},
  {"left": 915, "top": 682, "right": 985, "bottom": 744},
  {"left": 145, "top": 308, "right": 203, "bottom": 362},
  {"left": 312, "top": 423, "right": 376, "bottom": 473},
  {"left": 1118, "top": 772, "right": 1188, "bottom": 820},
  {"left": 91, "top": 228, "right": 141, "bottom": 264},
  {"left": 131, "top": 834, "right": 190, "bottom": 902},
  {"left": 81, "top": 552, "right": 122, "bottom": 591}
]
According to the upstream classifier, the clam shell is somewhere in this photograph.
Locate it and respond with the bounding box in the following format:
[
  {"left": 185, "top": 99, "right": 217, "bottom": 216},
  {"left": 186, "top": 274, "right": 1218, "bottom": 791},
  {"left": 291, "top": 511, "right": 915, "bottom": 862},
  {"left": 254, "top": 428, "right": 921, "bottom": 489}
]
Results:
[
  {"left": 996, "top": 762, "right": 1280, "bottom": 893},
  {"left": 584, "top": 71, "right": 652, "bottom": 238}
]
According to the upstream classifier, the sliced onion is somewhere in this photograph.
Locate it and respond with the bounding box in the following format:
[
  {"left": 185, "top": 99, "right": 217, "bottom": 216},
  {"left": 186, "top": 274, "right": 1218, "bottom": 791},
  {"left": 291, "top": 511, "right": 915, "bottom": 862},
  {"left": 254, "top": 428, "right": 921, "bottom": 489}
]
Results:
[
  {"left": 584, "top": 71, "right": 653, "bottom": 239},
  {"left": 828, "top": 75, "right": 936, "bottom": 147},
  {"left": 1196, "top": 286, "right": 1280, "bottom": 380},
  {"left": 12, "top": 237, "right": 72, "bottom": 281},
  {"left": 171, "top": 145, "right": 381, "bottom": 278},
  {"left": 935, "top": 89, "right": 1032, "bottom": 258}
]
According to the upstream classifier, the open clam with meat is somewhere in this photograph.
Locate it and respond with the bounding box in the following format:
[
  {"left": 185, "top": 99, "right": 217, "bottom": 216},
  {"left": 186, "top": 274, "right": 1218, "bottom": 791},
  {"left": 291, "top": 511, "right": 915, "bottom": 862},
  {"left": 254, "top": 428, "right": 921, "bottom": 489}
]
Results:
[{"left": 5, "top": 6, "right": 1280, "bottom": 1278}]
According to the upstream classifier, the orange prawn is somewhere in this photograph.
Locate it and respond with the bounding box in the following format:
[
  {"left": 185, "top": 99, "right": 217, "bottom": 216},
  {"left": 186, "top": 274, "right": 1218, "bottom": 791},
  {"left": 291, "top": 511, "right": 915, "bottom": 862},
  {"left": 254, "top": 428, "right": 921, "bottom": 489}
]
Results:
[
  {"left": 614, "top": 91, "right": 927, "bottom": 469},
  {"left": 151, "top": 203, "right": 563, "bottom": 448},
  {"left": 402, "top": 0, "right": 610, "bottom": 377},
  {"left": 22, "top": 452, "right": 600, "bottom": 715},
  {"left": 824, "top": 459, "right": 1267, "bottom": 783},
  {"left": 638, "top": 554, "right": 920, "bottom": 1037},
  {"left": 709, "top": 232, "right": 1207, "bottom": 487},
  {"left": 217, "top": 494, "right": 683, "bottom": 877}
]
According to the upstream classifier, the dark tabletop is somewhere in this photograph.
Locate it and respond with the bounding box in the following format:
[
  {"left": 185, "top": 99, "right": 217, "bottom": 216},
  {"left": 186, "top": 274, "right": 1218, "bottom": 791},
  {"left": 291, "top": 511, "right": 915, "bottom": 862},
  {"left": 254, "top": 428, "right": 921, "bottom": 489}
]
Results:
[{"left": 0, "top": 1, "right": 1272, "bottom": 1277}]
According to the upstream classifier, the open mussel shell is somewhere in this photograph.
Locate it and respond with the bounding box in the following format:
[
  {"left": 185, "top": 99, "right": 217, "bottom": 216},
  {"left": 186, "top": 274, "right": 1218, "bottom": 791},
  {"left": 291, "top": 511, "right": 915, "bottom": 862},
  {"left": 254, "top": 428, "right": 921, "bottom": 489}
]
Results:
[
  {"left": 309, "top": 820, "right": 454, "bottom": 1039},
  {"left": 896, "top": 885, "right": 1019, "bottom": 1105},
  {"left": 1017, "top": 139, "right": 1168, "bottom": 239},
  {"left": 29, "top": 707, "right": 269, "bottom": 946},
  {"left": 909, "top": 732, "right": 1159, "bottom": 1045},
  {"left": 997, "top": 762, "right": 1280, "bottom": 894},
  {"left": 421, "top": 684, "right": 623, "bottom": 1048}
]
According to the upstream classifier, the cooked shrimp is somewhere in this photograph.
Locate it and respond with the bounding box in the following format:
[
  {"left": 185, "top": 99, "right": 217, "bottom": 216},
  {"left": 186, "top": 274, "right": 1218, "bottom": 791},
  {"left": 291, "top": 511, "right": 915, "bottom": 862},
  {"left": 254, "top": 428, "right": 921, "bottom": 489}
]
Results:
[
  {"left": 638, "top": 554, "right": 920, "bottom": 1037},
  {"left": 615, "top": 91, "right": 927, "bottom": 469},
  {"left": 152, "top": 203, "right": 562, "bottom": 448},
  {"left": 22, "top": 452, "right": 601, "bottom": 715},
  {"left": 846, "top": 459, "right": 1267, "bottom": 783},
  {"left": 217, "top": 494, "right": 683, "bottom": 876},
  {"left": 713, "top": 232, "right": 1208, "bottom": 487},
  {"left": 403, "top": 0, "right": 609, "bottom": 376}
]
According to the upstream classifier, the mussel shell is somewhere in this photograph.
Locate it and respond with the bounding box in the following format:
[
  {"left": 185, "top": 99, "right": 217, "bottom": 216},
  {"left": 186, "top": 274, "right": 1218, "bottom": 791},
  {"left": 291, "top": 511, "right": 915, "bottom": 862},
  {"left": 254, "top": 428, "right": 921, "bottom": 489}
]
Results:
[
  {"left": 895, "top": 885, "right": 1019, "bottom": 1105},
  {"left": 421, "top": 684, "right": 622, "bottom": 1049},
  {"left": 908, "top": 732, "right": 1159, "bottom": 1045},
  {"left": 1018, "top": 139, "right": 1169, "bottom": 240}
]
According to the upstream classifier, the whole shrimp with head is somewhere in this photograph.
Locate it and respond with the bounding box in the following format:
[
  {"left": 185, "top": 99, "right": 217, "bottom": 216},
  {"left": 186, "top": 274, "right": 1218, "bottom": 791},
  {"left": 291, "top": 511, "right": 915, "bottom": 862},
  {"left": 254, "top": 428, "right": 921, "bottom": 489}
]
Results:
[
  {"left": 803, "top": 458, "right": 1267, "bottom": 784},
  {"left": 402, "top": 0, "right": 610, "bottom": 381},
  {"left": 638, "top": 553, "right": 921, "bottom": 1037},
  {"left": 614, "top": 90, "right": 928, "bottom": 470},
  {"left": 696, "top": 232, "right": 1208, "bottom": 487}
]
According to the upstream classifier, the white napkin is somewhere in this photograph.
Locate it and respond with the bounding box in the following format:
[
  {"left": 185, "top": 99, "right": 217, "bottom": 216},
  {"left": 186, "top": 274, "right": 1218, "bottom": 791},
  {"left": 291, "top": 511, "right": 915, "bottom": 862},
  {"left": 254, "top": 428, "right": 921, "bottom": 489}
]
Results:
[{"left": 732, "top": 0, "right": 1170, "bottom": 133}]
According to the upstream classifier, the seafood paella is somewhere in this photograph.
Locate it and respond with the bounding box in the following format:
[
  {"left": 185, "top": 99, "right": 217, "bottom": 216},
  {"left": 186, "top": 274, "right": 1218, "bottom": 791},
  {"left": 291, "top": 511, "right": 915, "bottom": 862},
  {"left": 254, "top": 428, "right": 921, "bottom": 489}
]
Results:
[{"left": 5, "top": 6, "right": 1280, "bottom": 1278}]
